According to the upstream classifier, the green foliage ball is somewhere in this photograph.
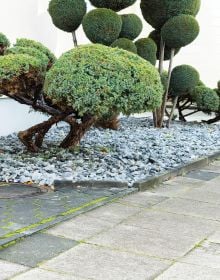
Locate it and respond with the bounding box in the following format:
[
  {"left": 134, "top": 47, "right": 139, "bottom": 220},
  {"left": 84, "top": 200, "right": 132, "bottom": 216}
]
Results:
[
  {"left": 48, "top": 0, "right": 87, "bottom": 32},
  {"left": 119, "top": 14, "right": 143, "bottom": 40},
  {"left": 15, "top": 38, "right": 56, "bottom": 65},
  {"left": 44, "top": 44, "right": 163, "bottom": 117},
  {"left": 89, "top": 0, "right": 136, "bottom": 11},
  {"left": 161, "top": 15, "right": 200, "bottom": 49},
  {"left": 6, "top": 46, "right": 49, "bottom": 70},
  {"left": 170, "top": 65, "right": 200, "bottom": 95},
  {"left": 0, "top": 54, "right": 42, "bottom": 82},
  {"left": 149, "top": 30, "right": 180, "bottom": 61},
  {"left": 111, "top": 38, "right": 137, "bottom": 54},
  {"left": 192, "top": 86, "right": 220, "bottom": 112},
  {"left": 140, "top": 0, "right": 201, "bottom": 29},
  {"left": 135, "top": 38, "right": 157, "bottom": 65},
  {"left": 82, "top": 8, "right": 122, "bottom": 46},
  {"left": 0, "top": 33, "right": 10, "bottom": 48}
]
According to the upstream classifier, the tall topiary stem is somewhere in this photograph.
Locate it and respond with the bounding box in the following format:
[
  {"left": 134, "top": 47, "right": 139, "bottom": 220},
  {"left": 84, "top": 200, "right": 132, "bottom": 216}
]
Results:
[
  {"left": 72, "top": 31, "right": 78, "bottom": 47},
  {"left": 159, "top": 48, "right": 175, "bottom": 128},
  {"left": 167, "top": 95, "right": 178, "bottom": 128}
]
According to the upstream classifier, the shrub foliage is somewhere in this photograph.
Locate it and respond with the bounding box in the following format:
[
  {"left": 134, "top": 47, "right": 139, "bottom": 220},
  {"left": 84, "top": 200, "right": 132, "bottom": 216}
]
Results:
[
  {"left": 89, "top": 0, "right": 136, "bottom": 11},
  {"left": 111, "top": 38, "right": 137, "bottom": 54},
  {"left": 119, "top": 14, "right": 143, "bottom": 40},
  {"left": 135, "top": 38, "right": 157, "bottom": 65}
]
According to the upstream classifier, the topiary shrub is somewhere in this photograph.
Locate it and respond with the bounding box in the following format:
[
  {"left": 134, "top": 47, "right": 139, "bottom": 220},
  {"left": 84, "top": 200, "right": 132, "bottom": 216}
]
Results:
[
  {"left": 149, "top": 30, "right": 180, "bottom": 61},
  {"left": 6, "top": 46, "right": 49, "bottom": 71},
  {"left": 161, "top": 15, "right": 200, "bottom": 49},
  {"left": 48, "top": 0, "right": 87, "bottom": 33},
  {"left": 170, "top": 65, "right": 200, "bottom": 95},
  {"left": 15, "top": 38, "right": 56, "bottom": 66},
  {"left": 160, "top": 70, "right": 168, "bottom": 91},
  {"left": 119, "top": 14, "right": 143, "bottom": 40},
  {"left": 111, "top": 38, "right": 137, "bottom": 54},
  {"left": 140, "top": 0, "right": 201, "bottom": 30},
  {"left": 44, "top": 44, "right": 163, "bottom": 117},
  {"left": 135, "top": 38, "right": 157, "bottom": 65},
  {"left": 0, "top": 33, "right": 10, "bottom": 55},
  {"left": 89, "top": 0, "right": 136, "bottom": 11},
  {"left": 0, "top": 54, "right": 43, "bottom": 96},
  {"left": 191, "top": 86, "right": 220, "bottom": 112},
  {"left": 82, "top": 8, "right": 122, "bottom": 46}
]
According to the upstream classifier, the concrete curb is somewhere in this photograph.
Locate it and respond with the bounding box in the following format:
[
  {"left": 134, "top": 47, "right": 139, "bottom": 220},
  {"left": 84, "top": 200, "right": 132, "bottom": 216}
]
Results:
[{"left": 133, "top": 151, "right": 220, "bottom": 191}]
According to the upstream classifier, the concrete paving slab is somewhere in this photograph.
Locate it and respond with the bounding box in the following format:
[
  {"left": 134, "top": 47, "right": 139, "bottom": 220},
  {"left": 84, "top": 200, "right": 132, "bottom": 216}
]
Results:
[
  {"left": 46, "top": 215, "right": 114, "bottom": 241},
  {"left": 162, "top": 176, "right": 204, "bottom": 187},
  {"left": 89, "top": 223, "right": 208, "bottom": 260},
  {"left": 123, "top": 209, "right": 219, "bottom": 238},
  {"left": 0, "top": 259, "right": 28, "bottom": 280},
  {"left": 184, "top": 170, "right": 220, "bottom": 181},
  {"left": 12, "top": 268, "right": 87, "bottom": 280},
  {"left": 116, "top": 192, "right": 168, "bottom": 208},
  {"left": 153, "top": 197, "right": 220, "bottom": 221},
  {"left": 208, "top": 230, "right": 220, "bottom": 243},
  {"left": 181, "top": 240, "right": 220, "bottom": 269},
  {"left": 155, "top": 262, "right": 220, "bottom": 280},
  {"left": 41, "top": 243, "right": 171, "bottom": 280},
  {"left": 0, "top": 233, "right": 77, "bottom": 267},
  {"left": 202, "top": 164, "right": 220, "bottom": 173}
]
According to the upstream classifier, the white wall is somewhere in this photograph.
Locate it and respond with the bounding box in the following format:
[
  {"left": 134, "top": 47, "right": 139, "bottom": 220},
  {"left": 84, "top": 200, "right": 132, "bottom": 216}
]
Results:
[{"left": 0, "top": 0, "right": 220, "bottom": 136}]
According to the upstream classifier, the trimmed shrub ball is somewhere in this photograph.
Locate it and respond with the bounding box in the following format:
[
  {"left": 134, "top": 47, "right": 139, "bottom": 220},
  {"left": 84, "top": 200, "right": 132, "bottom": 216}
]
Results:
[
  {"left": 0, "top": 54, "right": 43, "bottom": 95},
  {"left": 161, "top": 15, "right": 200, "bottom": 49},
  {"left": 82, "top": 8, "right": 122, "bottom": 46},
  {"left": 0, "top": 33, "right": 10, "bottom": 55},
  {"left": 119, "top": 14, "right": 143, "bottom": 40},
  {"left": 192, "top": 86, "right": 220, "bottom": 112},
  {"left": 135, "top": 38, "right": 157, "bottom": 65},
  {"left": 149, "top": 30, "right": 180, "bottom": 61},
  {"left": 48, "top": 0, "right": 87, "bottom": 32},
  {"left": 15, "top": 38, "right": 56, "bottom": 65},
  {"left": 89, "top": 0, "right": 136, "bottom": 11},
  {"left": 140, "top": 0, "right": 201, "bottom": 29},
  {"left": 44, "top": 44, "right": 163, "bottom": 117},
  {"left": 6, "top": 46, "right": 49, "bottom": 71},
  {"left": 170, "top": 65, "right": 200, "bottom": 95},
  {"left": 111, "top": 38, "right": 137, "bottom": 54}
]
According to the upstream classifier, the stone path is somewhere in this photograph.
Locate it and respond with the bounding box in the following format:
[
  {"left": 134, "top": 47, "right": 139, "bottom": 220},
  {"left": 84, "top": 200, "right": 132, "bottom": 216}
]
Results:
[{"left": 0, "top": 159, "right": 220, "bottom": 279}]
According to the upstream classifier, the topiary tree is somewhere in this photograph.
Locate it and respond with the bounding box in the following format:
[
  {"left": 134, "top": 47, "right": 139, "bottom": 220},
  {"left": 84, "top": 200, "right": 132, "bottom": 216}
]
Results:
[
  {"left": 135, "top": 38, "right": 157, "bottom": 65},
  {"left": 89, "top": 0, "right": 137, "bottom": 11},
  {"left": 119, "top": 14, "right": 143, "bottom": 40},
  {"left": 111, "top": 38, "right": 137, "bottom": 53},
  {"left": 0, "top": 32, "right": 10, "bottom": 55},
  {"left": 48, "top": 0, "right": 87, "bottom": 46},
  {"left": 0, "top": 44, "right": 163, "bottom": 151},
  {"left": 140, "top": 0, "right": 201, "bottom": 30},
  {"left": 82, "top": 8, "right": 122, "bottom": 46},
  {"left": 149, "top": 30, "right": 180, "bottom": 61},
  {"left": 191, "top": 86, "right": 219, "bottom": 112}
]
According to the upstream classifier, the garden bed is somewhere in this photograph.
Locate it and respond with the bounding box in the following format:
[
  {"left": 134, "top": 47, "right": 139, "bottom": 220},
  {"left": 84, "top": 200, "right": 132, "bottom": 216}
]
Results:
[{"left": 0, "top": 117, "right": 220, "bottom": 186}]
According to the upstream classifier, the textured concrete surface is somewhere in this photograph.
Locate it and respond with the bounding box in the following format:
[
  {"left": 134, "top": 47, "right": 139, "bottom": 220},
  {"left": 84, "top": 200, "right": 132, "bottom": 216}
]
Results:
[{"left": 1, "top": 159, "right": 220, "bottom": 279}]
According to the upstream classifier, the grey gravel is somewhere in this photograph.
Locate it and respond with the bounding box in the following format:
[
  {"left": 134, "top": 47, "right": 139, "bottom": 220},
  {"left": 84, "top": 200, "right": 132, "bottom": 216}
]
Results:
[{"left": 0, "top": 117, "right": 219, "bottom": 186}]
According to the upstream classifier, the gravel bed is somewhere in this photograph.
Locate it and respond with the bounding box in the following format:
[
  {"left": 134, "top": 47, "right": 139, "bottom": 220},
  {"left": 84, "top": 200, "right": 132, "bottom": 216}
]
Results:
[{"left": 0, "top": 117, "right": 220, "bottom": 186}]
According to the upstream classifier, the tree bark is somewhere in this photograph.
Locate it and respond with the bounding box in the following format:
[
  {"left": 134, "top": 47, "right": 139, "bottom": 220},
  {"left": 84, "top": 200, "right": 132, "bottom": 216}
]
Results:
[
  {"left": 205, "top": 115, "right": 220, "bottom": 124},
  {"left": 72, "top": 31, "right": 78, "bottom": 47},
  {"left": 167, "top": 96, "right": 178, "bottom": 128},
  {"left": 60, "top": 115, "right": 96, "bottom": 149}
]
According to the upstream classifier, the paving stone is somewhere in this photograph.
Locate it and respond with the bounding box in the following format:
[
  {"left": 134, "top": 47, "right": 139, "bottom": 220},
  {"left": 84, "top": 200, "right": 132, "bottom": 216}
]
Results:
[
  {"left": 89, "top": 224, "right": 206, "bottom": 260},
  {"left": 0, "top": 233, "right": 77, "bottom": 267},
  {"left": 153, "top": 197, "right": 220, "bottom": 221},
  {"left": 41, "top": 243, "right": 171, "bottom": 280},
  {"left": 162, "top": 176, "right": 204, "bottom": 187},
  {"left": 0, "top": 259, "right": 28, "bottom": 280},
  {"left": 12, "top": 268, "right": 86, "bottom": 280},
  {"left": 208, "top": 230, "right": 220, "bottom": 243},
  {"left": 155, "top": 262, "right": 220, "bottom": 280},
  {"left": 123, "top": 209, "right": 219, "bottom": 238},
  {"left": 0, "top": 184, "right": 42, "bottom": 199},
  {"left": 174, "top": 187, "right": 220, "bottom": 205},
  {"left": 46, "top": 215, "right": 114, "bottom": 241},
  {"left": 85, "top": 202, "right": 141, "bottom": 223},
  {"left": 184, "top": 170, "right": 220, "bottom": 181},
  {"left": 202, "top": 164, "right": 220, "bottom": 173},
  {"left": 181, "top": 241, "right": 220, "bottom": 269},
  {"left": 116, "top": 192, "right": 168, "bottom": 208}
]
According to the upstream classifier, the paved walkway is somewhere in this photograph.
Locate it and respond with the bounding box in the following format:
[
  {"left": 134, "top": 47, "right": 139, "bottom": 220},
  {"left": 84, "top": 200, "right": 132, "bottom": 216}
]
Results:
[{"left": 0, "top": 160, "right": 220, "bottom": 280}]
